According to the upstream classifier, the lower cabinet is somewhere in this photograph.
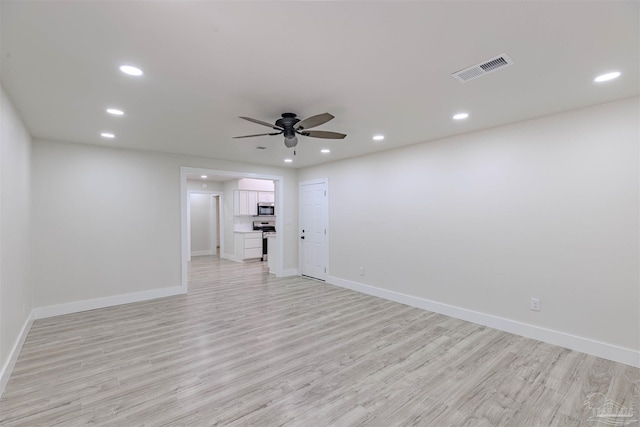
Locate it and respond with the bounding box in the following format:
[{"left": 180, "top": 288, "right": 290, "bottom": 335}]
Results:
[{"left": 234, "top": 232, "right": 262, "bottom": 260}]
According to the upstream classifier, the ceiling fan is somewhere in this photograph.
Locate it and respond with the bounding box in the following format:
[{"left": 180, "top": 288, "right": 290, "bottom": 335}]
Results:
[{"left": 233, "top": 112, "right": 346, "bottom": 149}]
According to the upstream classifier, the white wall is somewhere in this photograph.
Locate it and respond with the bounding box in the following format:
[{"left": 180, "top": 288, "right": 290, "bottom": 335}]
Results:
[
  {"left": 186, "top": 179, "right": 223, "bottom": 192},
  {"left": 0, "top": 85, "right": 33, "bottom": 392},
  {"left": 31, "top": 140, "right": 299, "bottom": 308},
  {"left": 299, "top": 97, "right": 640, "bottom": 357}
]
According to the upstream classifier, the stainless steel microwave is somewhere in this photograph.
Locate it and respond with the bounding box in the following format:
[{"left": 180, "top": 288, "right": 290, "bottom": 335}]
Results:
[{"left": 257, "top": 203, "right": 275, "bottom": 216}]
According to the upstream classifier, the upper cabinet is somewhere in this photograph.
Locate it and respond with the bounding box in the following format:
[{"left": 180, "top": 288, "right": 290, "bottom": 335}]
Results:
[
  {"left": 234, "top": 190, "right": 258, "bottom": 216},
  {"left": 234, "top": 190, "right": 274, "bottom": 215},
  {"left": 258, "top": 191, "right": 275, "bottom": 203}
]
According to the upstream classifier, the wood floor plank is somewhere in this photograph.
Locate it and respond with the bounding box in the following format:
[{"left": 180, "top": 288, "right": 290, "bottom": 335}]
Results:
[{"left": 1, "top": 255, "right": 638, "bottom": 426}]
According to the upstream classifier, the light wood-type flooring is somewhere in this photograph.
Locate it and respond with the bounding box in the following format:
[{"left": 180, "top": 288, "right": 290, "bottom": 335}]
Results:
[{"left": 1, "top": 256, "right": 638, "bottom": 426}]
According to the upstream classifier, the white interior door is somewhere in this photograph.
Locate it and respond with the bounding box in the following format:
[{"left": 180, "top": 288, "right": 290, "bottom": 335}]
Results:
[{"left": 300, "top": 180, "right": 328, "bottom": 280}]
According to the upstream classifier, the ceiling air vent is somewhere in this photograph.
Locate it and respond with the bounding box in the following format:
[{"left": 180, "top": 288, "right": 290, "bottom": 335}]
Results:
[{"left": 451, "top": 53, "right": 514, "bottom": 83}]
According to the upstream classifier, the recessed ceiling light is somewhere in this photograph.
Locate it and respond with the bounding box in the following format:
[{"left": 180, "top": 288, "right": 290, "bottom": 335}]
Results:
[
  {"left": 106, "top": 108, "right": 124, "bottom": 116},
  {"left": 373, "top": 135, "right": 384, "bottom": 141},
  {"left": 321, "top": 149, "right": 331, "bottom": 153},
  {"left": 594, "top": 71, "right": 621, "bottom": 82},
  {"left": 101, "top": 132, "right": 115, "bottom": 138},
  {"left": 284, "top": 158, "right": 293, "bottom": 163},
  {"left": 200, "top": 175, "right": 208, "bottom": 179},
  {"left": 453, "top": 113, "right": 469, "bottom": 120},
  {"left": 119, "top": 65, "right": 143, "bottom": 76}
]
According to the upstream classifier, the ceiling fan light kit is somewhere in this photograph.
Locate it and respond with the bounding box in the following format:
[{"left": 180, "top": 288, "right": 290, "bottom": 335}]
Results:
[
  {"left": 284, "top": 135, "right": 298, "bottom": 148},
  {"left": 234, "top": 112, "right": 346, "bottom": 150}
]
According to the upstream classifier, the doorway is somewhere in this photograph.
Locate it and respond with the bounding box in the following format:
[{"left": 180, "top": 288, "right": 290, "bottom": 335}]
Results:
[
  {"left": 180, "top": 167, "right": 285, "bottom": 291},
  {"left": 188, "top": 193, "right": 220, "bottom": 259},
  {"left": 299, "top": 179, "right": 328, "bottom": 281}
]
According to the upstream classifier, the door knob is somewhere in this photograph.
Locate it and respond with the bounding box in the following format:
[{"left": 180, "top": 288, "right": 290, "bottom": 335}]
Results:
[{"left": 300, "top": 236, "right": 305, "bottom": 239}]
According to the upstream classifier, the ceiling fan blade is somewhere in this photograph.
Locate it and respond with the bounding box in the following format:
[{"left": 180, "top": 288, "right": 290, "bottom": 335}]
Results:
[
  {"left": 233, "top": 132, "right": 282, "bottom": 139},
  {"left": 301, "top": 130, "right": 347, "bottom": 139},
  {"left": 294, "top": 113, "right": 334, "bottom": 130},
  {"left": 239, "top": 116, "right": 283, "bottom": 130}
]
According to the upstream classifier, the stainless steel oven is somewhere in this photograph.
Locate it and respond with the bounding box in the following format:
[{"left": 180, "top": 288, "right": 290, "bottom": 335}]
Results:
[{"left": 253, "top": 221, "right": 276, "bottom": 261}]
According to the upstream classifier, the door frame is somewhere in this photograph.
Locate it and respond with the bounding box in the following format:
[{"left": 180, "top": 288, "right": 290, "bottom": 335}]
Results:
[
  {"left": 180, "top": 167, "right": 285, "bottom": 291},
  {"left": 298, "top": 178, "right": 329, "bottom": 280}
]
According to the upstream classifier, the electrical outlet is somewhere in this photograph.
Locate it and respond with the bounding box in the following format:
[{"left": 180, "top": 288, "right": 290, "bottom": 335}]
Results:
[
  {"left": 530, "top": 298, "right": 541, "bottom": 312},
  {"left": 22, "top": 304, "right": 26, "bottom": 314},
  {"left": 359, "top": 267, "right": 364, "bottom": 277}
]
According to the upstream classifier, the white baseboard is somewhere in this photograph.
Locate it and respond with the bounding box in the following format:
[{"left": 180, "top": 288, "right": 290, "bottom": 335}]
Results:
[
  {"left": 192, "top": 250, "right": 215, "bottom": 256},
  {"left": 327, "top": 276, "right": 640, "bottom": 368},
  {"left": 34, "top": 286, "right": 186, "bottom": 319},
  {"left": 279, "top": 268, "right": 299, "bottom": 277},
  {"left": 1, "top": 286, "right": 186, "bottom": 398},
  {"left": 221, "top": 253, "right": 238, "bottom": 262},
  {"left": 0, "top": 311, "right": 34, "bottom": 398}
]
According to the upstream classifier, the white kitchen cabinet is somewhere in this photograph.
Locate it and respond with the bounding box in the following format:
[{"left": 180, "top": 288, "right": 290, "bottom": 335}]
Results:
[
  {"left": 247, "top": 191, "right": 258, "bottom": 215},
  {"left": 234, "top": 190, "right": 274, "bottom": 215},
  {"left": 234, "top": 231, "right": 263, "bottom": 260},
  {"left": 234, "top": 190, "right": 258, "bottom": 216},
  {"left": 258, "top": 191, "right": 275, "bottom": 203}
]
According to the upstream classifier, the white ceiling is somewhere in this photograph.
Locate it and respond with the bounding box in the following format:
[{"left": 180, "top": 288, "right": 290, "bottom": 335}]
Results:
[{"left": 1, "top": 1, "right": 638, "bottom": 169}]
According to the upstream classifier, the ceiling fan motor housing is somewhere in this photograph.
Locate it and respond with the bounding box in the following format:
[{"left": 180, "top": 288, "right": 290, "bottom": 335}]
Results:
[{"left": 275, "top": 113, "right": 300, "bottom": 139}]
